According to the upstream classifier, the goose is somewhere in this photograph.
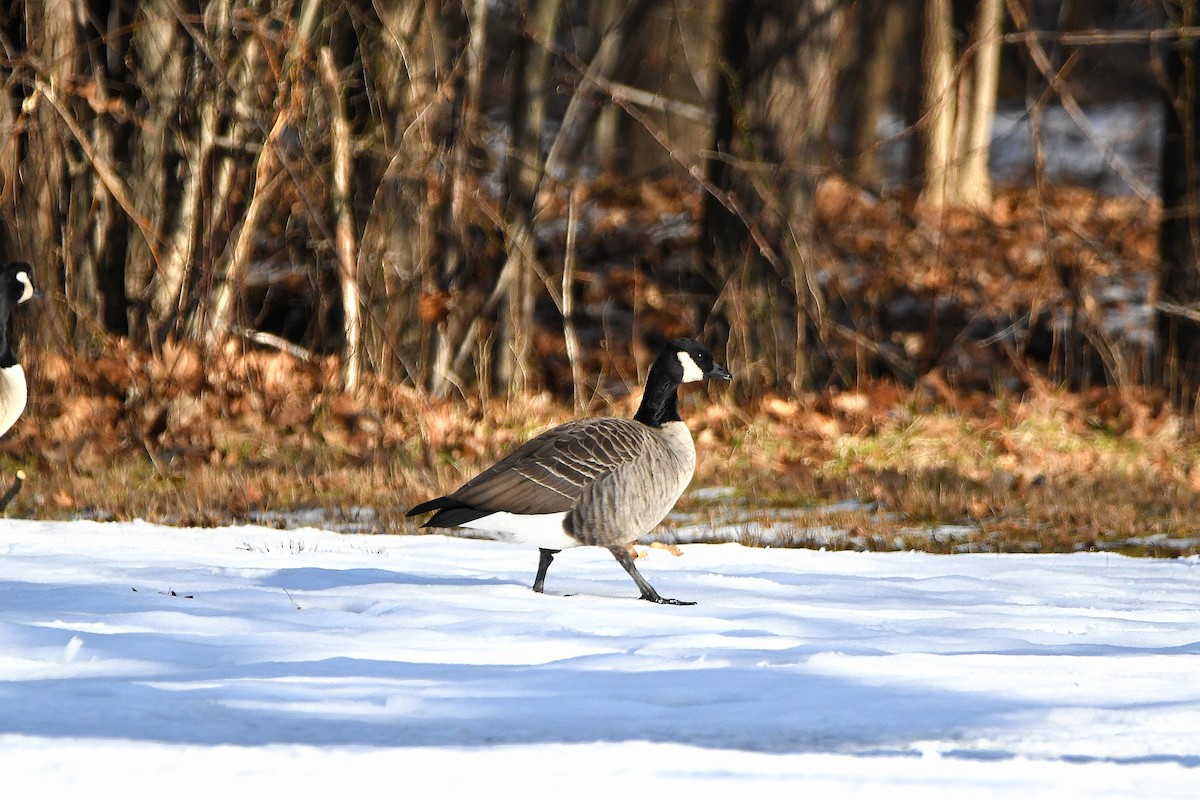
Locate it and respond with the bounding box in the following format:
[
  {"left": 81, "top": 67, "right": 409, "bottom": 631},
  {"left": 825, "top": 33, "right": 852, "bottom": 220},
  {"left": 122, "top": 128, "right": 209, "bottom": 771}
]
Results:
[
  {"left": 407, "top": 337, "right": 732, "bottom": 605},
  {"left": 0, "top": 262, "right": 34, "bottom": 438},
  {"left": 0, "top": 262, "right": 34, "bottom": 513}
]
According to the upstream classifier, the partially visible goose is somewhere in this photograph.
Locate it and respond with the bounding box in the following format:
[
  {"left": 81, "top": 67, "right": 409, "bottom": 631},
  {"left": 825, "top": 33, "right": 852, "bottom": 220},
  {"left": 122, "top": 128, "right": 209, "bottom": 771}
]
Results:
[
  {"left": 0, "top": 262, "right": 34, "bottom": 513},
  {"left": 0, "top": 262, "right": 34, "bottom": 438},
  {"left": 407, "top": 337, "right": 732, "bottom": 605}
]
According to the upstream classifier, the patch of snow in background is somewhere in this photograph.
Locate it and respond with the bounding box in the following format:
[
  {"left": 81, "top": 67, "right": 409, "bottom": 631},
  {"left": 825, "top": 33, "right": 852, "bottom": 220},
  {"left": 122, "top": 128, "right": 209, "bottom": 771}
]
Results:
[{"left": 868, "top": 101, "right": 1162, "bottom": 196}]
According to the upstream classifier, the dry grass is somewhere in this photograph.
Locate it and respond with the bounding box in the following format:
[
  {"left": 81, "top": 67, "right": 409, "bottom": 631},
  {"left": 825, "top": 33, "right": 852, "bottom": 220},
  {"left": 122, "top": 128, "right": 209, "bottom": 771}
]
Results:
[{"left": 684, "top": 384, "right": 1200, "bottom": 555}]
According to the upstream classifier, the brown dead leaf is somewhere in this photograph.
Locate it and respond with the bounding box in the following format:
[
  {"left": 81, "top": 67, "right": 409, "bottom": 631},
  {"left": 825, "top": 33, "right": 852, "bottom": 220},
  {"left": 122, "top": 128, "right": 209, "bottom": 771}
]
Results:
[
  {"left": 36, "top": 353, "right": 72, "bottom": 385},
  {"left": 330, "top": 394, "right": 363, "bottom": 421},
  {"left": 94, "top": 356, "right": 133, "bottom": 394},
  {"left": 808, "top": 412, "right": 843, "bottom": 439},
  {"left": 418, "top": 292, "right": 449, "bottom": 324},
  {"left": 765, "top": 396, "right": 798, "bottom": 419},
  {"left": 831, "top": 393, "right": 870, "bottom": 415},
  {"left": 157, "top": 341, "right": 206, "bottom": 392}
]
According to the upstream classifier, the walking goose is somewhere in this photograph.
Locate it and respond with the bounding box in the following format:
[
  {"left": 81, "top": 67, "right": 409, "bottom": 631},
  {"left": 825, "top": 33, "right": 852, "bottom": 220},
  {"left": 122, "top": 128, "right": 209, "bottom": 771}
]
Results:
[{"left": 407, "top": 337, "right": 732, "bottom": 604}]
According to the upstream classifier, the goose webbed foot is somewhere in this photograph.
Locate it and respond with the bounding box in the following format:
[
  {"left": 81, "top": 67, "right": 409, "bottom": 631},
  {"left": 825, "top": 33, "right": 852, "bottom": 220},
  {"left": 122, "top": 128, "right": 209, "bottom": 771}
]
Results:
[
  {"left": 610, "top": 545, "right": 694, "bottom": 607},
  {"left": 639, "top": 590, "right": 696, "bottom": 606}
]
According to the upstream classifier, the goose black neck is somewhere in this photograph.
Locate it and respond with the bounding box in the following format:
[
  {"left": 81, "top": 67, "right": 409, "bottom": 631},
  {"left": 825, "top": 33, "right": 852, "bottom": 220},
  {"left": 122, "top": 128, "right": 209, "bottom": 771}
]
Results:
[
  {"left": 0, "top": 313, "right": 13, "bottom": 369},
  {"left": 634, "top": 356, "right": 681, "bottom": 427}
]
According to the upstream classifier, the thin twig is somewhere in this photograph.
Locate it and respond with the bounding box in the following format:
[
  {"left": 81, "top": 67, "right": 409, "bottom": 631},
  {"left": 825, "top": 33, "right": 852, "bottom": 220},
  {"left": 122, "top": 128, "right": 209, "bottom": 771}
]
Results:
[
  {"left": 35, "top": 79, "right": 164, "bottom": 265},
  {"left": 1004, "top": 26, "right": 1200, "bottom": 47},
  {"left": 1006, "top": 0, "right": 1155, "bottom": 200},
  {"left": 229, "top": 324, "right": 317, "bottom": 362},
  {"left": 590, "top": 76, "right": 713, "bottom": 124},
  {"left": 203, "top": 0, "right": 323, "bottom": 345}
]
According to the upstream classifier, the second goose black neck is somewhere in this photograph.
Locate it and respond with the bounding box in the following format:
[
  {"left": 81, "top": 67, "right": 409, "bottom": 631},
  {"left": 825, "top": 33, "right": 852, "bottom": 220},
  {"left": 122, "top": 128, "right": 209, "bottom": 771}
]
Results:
[{"left": 0, "top": 307, "right": 15, "bottom": 369}]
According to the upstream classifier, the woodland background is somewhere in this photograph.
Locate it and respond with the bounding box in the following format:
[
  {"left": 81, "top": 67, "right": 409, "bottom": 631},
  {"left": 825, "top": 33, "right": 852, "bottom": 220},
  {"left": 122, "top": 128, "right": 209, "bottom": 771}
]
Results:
[{"left": 4, "top": 0, "right": 1200, "bottom": 548}]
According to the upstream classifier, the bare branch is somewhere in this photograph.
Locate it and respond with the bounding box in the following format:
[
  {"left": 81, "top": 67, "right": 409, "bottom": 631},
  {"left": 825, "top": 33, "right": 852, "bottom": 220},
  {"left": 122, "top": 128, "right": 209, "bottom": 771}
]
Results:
[
  {"left": 1007, "top": 1, "right": 1157, "bottom": 199},
  {"left": 1004, "top": 26, "right": 1200, "bottom": 47},
  {"left": 229, "top": 324, "right": 316, "bottom": 362},
  {"left": 35, "top": 79, "right": 164, "bottom": 266},
  {"left": 563, "top": 186, "right": 584, "bottom": 414}
]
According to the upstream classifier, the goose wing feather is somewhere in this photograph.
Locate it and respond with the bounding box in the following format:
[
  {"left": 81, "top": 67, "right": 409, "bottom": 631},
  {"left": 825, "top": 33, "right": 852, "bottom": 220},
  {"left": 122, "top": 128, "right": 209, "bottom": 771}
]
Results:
[{"left": 447, "top": 417, "right": 651, "bottom": 514}]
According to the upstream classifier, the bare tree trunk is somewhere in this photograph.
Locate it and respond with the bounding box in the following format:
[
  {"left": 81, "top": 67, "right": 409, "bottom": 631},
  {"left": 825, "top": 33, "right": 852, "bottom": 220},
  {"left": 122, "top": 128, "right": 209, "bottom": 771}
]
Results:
[
  {"left": 843, "top": 0, "right": 908, "bottom": 187},
  {"left": 353, "top": 1, "right": 467, "bottom": 390},
  {"left": 957, "top": 0, "right": 1005, "bottom": 209},
  {"left": 496, "top": 224, "right": 536, "bottom": 397},
  {"left": 0, "top": 7, "right": 19, "bottom": 260},
  {"left": 319, "top": 47, "right": 361, "bottom": 392},
  {"left": 588, "top": 0, "right": 623, "bottom": 172},
  {"left": 549, "top": 0, "right": 676, "bottom": 176},
  {"left": 919, "top": 0, "right": 957, "bottom": 209},
  {"left": 15, "top": 1, "right": 164, "bottom": 349},
  {"left": 127, "top": 1, "right": 187, "bottom": 343},
  {"left": 517, "top": 0, "right": 561, "bottom": 189},
  {"left": 423, "top": 0, "right": 488, "bottom": 397},
  {"left": 497, "top": 0, "right": 563, "bottom": 397},
  {"left": 918, "top": 0, "right": 1004, "bottom": 211},
  {"left": 127, "top": 1, "right": 259, "bottom": 345},
  {"left": 82, "top": 3, "right": 130, "bottom": 339},
  {"left": 22, "top": 0, "right": 78, "bottom": 346},
  {"left": 185, "top": 8, "right": 267, "bottom": 344},
  {"left": 68, "top": 45, "right": 110, "bottom": 346},
  {"left": 544, "top": 0, "right": 656, "bottom": 180},
  {"left": 1158, "top": 0, "right": 1200, "bottom": 406},
  {"left": 699, "top": 0, "right": 844, "bottom": 392},
  {"left": 139, "top": 0, "right": 256, "bottom": 345},
  {"left": 202, "top": 108, "right": 287, "bottom": 346},
  {"left": 202, "top": 0, "right": 322, "bottom": 346}
]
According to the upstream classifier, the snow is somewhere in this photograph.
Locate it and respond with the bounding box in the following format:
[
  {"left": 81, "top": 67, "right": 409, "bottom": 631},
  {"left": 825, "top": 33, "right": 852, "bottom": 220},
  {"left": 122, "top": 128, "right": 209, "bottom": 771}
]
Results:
[
  {"left": 867, "top": 100, "right": 1162, "bottom": 196},
  {"left": 1, "top": 518, "right": 1198, "bottom": 797}
]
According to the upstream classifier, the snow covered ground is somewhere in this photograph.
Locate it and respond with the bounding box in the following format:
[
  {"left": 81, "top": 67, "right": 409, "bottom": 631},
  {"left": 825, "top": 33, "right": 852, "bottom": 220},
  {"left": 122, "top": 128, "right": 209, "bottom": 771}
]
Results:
[{"left": 1, "top": 519, "right": 1198, "bottom": 797}]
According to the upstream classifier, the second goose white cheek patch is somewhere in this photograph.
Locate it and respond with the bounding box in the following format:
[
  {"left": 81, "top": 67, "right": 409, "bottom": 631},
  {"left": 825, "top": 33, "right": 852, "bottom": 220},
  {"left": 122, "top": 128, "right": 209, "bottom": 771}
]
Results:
[{"left": 15, "top": 272, "right": 32, "bottom": 304}]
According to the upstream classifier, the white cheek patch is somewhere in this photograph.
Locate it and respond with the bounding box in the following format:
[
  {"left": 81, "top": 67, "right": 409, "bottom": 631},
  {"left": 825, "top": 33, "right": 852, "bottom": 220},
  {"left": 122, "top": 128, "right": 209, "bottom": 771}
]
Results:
[
  {"left": 677, "top": 351, "right": 705, "bottom": 383},
  {"left": 15, "top": 272, "right": 32, "bottom": 304}
]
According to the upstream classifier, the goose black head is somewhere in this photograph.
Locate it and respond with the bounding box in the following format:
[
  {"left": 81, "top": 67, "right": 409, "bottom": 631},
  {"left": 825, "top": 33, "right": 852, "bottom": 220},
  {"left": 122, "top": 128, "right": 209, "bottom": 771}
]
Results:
[
  {"left": 0, "top": 262, "right": 34, "bottom": 369},
  {"left": 666, "top": 338, "right": 733, "bottom": 384},
  {"left": 635, "top": 338, "right": 732, "bottom": 426},
  {"left": 0, "top": 262, "right": 34, "bottom": 309}
]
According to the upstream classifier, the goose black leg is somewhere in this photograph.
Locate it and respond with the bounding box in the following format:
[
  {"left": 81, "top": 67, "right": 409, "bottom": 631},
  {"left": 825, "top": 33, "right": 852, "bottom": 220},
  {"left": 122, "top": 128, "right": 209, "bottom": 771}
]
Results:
[
  {"left": 0, "top": 469, "right": 24, "bottom": 514},
  {"left": 609, "top": 545, "right": 695, "bottom": 606},
  {"left": 532, "top": 548, "right": 559, "bottom": 593}
]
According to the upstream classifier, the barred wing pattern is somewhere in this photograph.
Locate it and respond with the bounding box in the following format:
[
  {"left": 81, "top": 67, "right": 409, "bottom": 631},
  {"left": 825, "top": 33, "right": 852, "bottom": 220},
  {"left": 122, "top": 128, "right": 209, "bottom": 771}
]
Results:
[{"left": 448, "top": 418, "right": 653, "bottom": 514}]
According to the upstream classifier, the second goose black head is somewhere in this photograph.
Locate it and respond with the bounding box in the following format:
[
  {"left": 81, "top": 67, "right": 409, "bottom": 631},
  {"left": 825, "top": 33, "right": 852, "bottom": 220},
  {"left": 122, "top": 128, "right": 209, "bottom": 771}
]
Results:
[{"left": 0, "top": 261, "right": 34, "bottom": 438}]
